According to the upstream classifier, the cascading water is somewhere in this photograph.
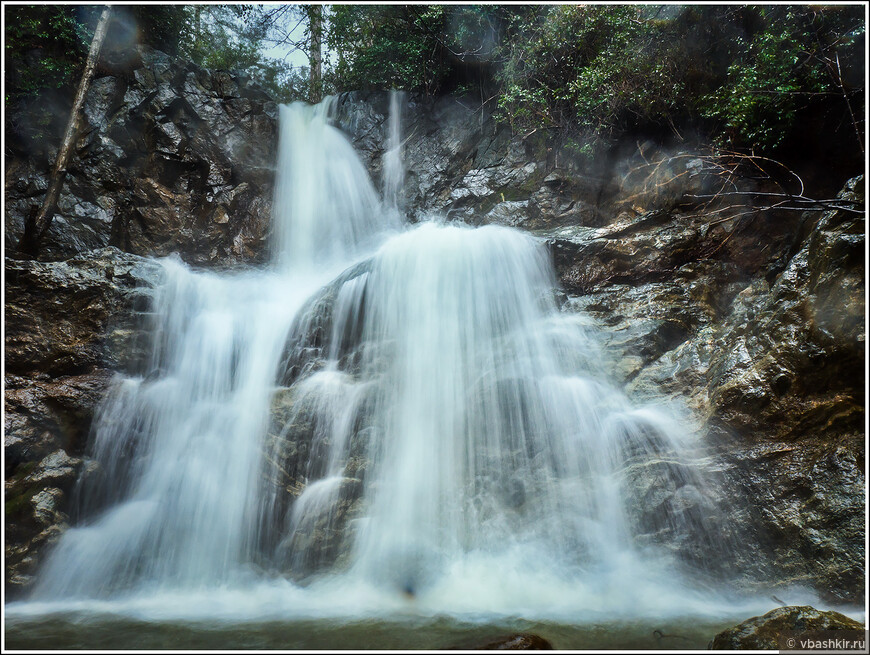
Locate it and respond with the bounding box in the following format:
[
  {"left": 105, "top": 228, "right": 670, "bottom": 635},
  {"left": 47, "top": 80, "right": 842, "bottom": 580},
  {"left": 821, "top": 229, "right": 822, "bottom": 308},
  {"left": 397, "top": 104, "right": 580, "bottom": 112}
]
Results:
[
  {"left": 7, "top": 94, "right": 801, "bottom": 644},
  {"left": 270, "top": 98, "right": 399, "bottom": 270},
  {"left": 382, "top": 90, "right": 406, "bottom": 213},
  {"left": 263, "top": 221, "right": 729, "bottom": 614},
  {"left": 26, "top": 100, "right": 398, "bottom": 601},
  {"left": 31, "top": 263, "right": 301, "bottom": 597}
]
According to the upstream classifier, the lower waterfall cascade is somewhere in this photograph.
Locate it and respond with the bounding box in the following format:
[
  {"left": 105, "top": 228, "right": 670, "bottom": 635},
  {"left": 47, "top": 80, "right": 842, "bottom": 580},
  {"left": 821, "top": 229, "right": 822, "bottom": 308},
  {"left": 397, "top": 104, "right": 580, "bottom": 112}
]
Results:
[{"left": 7, "top": 95, "right": 835, "bottom": 631}]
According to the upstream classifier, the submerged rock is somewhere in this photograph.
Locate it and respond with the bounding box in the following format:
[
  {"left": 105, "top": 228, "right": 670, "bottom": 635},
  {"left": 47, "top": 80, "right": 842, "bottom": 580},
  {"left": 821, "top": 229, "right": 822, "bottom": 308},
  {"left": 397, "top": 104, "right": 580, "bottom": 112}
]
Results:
[
  {"left": 447, "top": 633, "right": 554, "bottom": 650},
  {"left": 709, "top": 605, "right": 864, "bottom": 649}
]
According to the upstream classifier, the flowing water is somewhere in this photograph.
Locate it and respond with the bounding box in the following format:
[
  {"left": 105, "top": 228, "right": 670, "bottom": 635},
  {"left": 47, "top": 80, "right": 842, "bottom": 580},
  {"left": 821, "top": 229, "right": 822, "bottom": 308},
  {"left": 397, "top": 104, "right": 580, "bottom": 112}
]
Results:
[{"left": 4, "top": 95, "right": 834, "bottom": 649}]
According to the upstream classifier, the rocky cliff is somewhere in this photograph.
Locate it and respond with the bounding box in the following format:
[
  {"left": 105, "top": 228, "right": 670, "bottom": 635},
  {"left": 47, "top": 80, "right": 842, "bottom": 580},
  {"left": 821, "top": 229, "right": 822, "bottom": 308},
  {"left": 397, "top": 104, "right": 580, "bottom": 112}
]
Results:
[
  {"left": 6, "top": 46, "right": 275, "bottom": 266},
  {"left": 4, "top": 53, "right": 865, "bottom": 603}
]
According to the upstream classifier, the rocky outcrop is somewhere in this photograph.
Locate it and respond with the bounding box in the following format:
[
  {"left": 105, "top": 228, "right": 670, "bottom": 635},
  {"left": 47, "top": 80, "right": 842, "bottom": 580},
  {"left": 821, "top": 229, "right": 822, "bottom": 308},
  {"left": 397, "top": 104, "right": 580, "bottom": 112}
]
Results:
[
  {"left": 333, "top": 92, "right": 607, "bottom": 228},
  {"left": 5, "top": 248, "right": 160, "bottom": 594},
  {"left": 623, "top": 178, "right": 865, "bottom": 602},
  {"left": 5, "top": 45, "right": 277, "bottom": 266},
  {"left": 334, "top": 92, "right": 734, "bottom": 234},
  {"left": 5, "top": 248, "right": 159, "bottom": 378},
  {"left": 262, "top": 261, "right": 375, "bottom": 578},
  {"left": 549, "top": 180, "right": 864, "bottom": 601},
  {"left": 447, "top": 633, "right": 555, "bottom": 650},
  {"left": 710, "top": 605, "right": 864, "bottom": 649}
]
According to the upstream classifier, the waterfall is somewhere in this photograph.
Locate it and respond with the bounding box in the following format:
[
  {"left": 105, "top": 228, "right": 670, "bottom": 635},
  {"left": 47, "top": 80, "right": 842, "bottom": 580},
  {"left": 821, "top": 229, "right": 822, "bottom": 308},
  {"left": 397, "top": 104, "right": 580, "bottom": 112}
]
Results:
[
  {"left": 382, "top": 90, "right": 406, "bottom": 213},
  {"left": 30, "top": 100, "right": 397, "bottom": 599},
  {"left": 264, "top": 222, "right": 725, "bottom": 609},
  {"left": 270, "top": 99, "right": 399, "bottom": 271},
  {"left": 25, "top": 95, "right": 742, "bottom": 619},
  {"left": 32, "top": 262, "right": 303, "bottom": 597}
]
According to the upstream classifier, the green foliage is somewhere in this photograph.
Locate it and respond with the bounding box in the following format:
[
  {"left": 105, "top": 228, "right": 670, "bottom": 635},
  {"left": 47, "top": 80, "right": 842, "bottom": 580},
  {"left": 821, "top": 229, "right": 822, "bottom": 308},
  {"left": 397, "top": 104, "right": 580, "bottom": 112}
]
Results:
[
  {"left": 494, "top": 6, "right": 744, "bottom": 141},
  {"left": 496, "top": 6, "right": 683, "bottom": 135},
  {"left": 327, "top": 5, "right": 451, "bottom": 94},
  {"left": 4, "top": 5, "right": 99, "bottom": 103},
  {"left": 5, "top": 4, "right": 864, "bottom": 156},
  {"left": 444, "top": 4, "right": 502, "bottom": 59},
  {"left": 491, "top": 4, "right": 864, "bottom": 153},
  {"left": 700, "top": 6, "right": 865, "bottom": 149},
  {"left": 4, "top": 4, "right": 304, "bottom": 105},
  {"left": 180, "top": 5, "right": 305, "bottom": 104},
  {"left": 188, "top": 8, "right": 263, "bottom": 71},
  {"left": 128, "top": 5, "right": 190, "bottom": 57},
  {"left": 4, "top": 5, "right": 194, "bottom": 103}
]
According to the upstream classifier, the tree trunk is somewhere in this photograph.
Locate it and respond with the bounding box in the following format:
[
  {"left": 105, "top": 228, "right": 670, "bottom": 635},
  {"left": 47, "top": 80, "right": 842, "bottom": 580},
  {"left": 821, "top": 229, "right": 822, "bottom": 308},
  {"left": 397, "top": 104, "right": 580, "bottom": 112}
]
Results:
[
  {"left": 17, "top": 6, "right": 113, "bottom": 257},
  {"left": 307, "top": 5, "right": 322, "bottom": 104}
]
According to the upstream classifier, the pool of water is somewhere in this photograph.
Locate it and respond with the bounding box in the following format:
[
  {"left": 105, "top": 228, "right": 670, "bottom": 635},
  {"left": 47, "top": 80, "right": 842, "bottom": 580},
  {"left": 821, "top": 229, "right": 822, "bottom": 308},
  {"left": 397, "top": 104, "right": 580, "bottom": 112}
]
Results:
[
  {"left": 4, "top": 613, "right": 741, "bottom": 650},
  {"left": 8, "top": 577, "right": 860, "bottom": 650}
]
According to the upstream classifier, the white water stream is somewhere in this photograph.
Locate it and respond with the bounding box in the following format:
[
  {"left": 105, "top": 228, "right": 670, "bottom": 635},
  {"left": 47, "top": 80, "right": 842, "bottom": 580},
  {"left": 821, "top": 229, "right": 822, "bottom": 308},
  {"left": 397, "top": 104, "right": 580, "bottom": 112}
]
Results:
[{"left": 7, "top": 94, "right": 820, "bottom": 634}]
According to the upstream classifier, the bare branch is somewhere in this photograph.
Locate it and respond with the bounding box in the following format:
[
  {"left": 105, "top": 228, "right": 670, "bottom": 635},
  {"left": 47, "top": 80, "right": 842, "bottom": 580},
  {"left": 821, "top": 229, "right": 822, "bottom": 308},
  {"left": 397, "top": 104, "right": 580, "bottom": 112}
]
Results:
[{"left": 834, "top": 51, "right": 864, "bottom": 156}]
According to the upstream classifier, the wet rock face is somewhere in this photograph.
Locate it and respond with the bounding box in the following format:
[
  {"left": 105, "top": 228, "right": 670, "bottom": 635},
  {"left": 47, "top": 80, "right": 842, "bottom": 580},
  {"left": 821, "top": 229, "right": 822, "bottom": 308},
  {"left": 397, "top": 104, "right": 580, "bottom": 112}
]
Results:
[
  {"left": 260, "top": 386, "right": 370, "bottom": 580},
  {"left": 333, "top": 92, "right": 608, "bottom": 228},
  {"left": 709, "top": 605, "right": 864, "bottom": 649},
  {"left": 5, "top": 248, "right": 159, "bottom": 378},
  {"left": 574, "top": 177, "right": 866, "bottom": 602},
  {"left": 5, "top": 449, "right": 86, "bottom": 591},
  {"left": 264, "top": 261, "right": 376, "bottom": 577},
  {"left": 277, "top": 259, "right": 372, "bottom": 388},
  {"left": 4, "top": 248, "right": 160, "bottom": 595},
  {"left": 5, "top": 46, "right": 277, "bottom": 266},
  {"left": 625, "top": 179, "right": 865, "bottom": 602}
]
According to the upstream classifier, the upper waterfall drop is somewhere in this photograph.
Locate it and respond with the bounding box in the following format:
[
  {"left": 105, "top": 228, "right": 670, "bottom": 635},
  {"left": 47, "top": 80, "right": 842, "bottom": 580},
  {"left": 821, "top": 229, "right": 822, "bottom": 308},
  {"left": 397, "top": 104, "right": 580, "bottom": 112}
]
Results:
[{"left": 270, "top": 98, "right": 401, "bottom": 272}]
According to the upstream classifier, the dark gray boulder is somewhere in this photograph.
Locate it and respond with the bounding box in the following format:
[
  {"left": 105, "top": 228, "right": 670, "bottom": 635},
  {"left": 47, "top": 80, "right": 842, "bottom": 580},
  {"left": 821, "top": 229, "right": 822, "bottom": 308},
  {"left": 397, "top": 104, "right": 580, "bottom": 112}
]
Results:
[
  {"left": 710, "top": 605, "right": 864, "bottom": 649},
  {"left": 447, "top": 633, "right": 555, "bottom": 650}
]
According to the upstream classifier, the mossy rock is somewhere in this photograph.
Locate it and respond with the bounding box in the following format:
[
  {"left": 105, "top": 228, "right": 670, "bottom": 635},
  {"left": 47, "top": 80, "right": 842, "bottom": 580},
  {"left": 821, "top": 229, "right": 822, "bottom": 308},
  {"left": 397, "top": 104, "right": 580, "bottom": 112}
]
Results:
[
  {"left": 5, "top": 485, "right": 42, "bottom": 518},
  {"left": 710, "top": 605, "right": 864, "bottom": 649},
  {"left": 447, "top": 633, "right": 554, "bottom": 650}
]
